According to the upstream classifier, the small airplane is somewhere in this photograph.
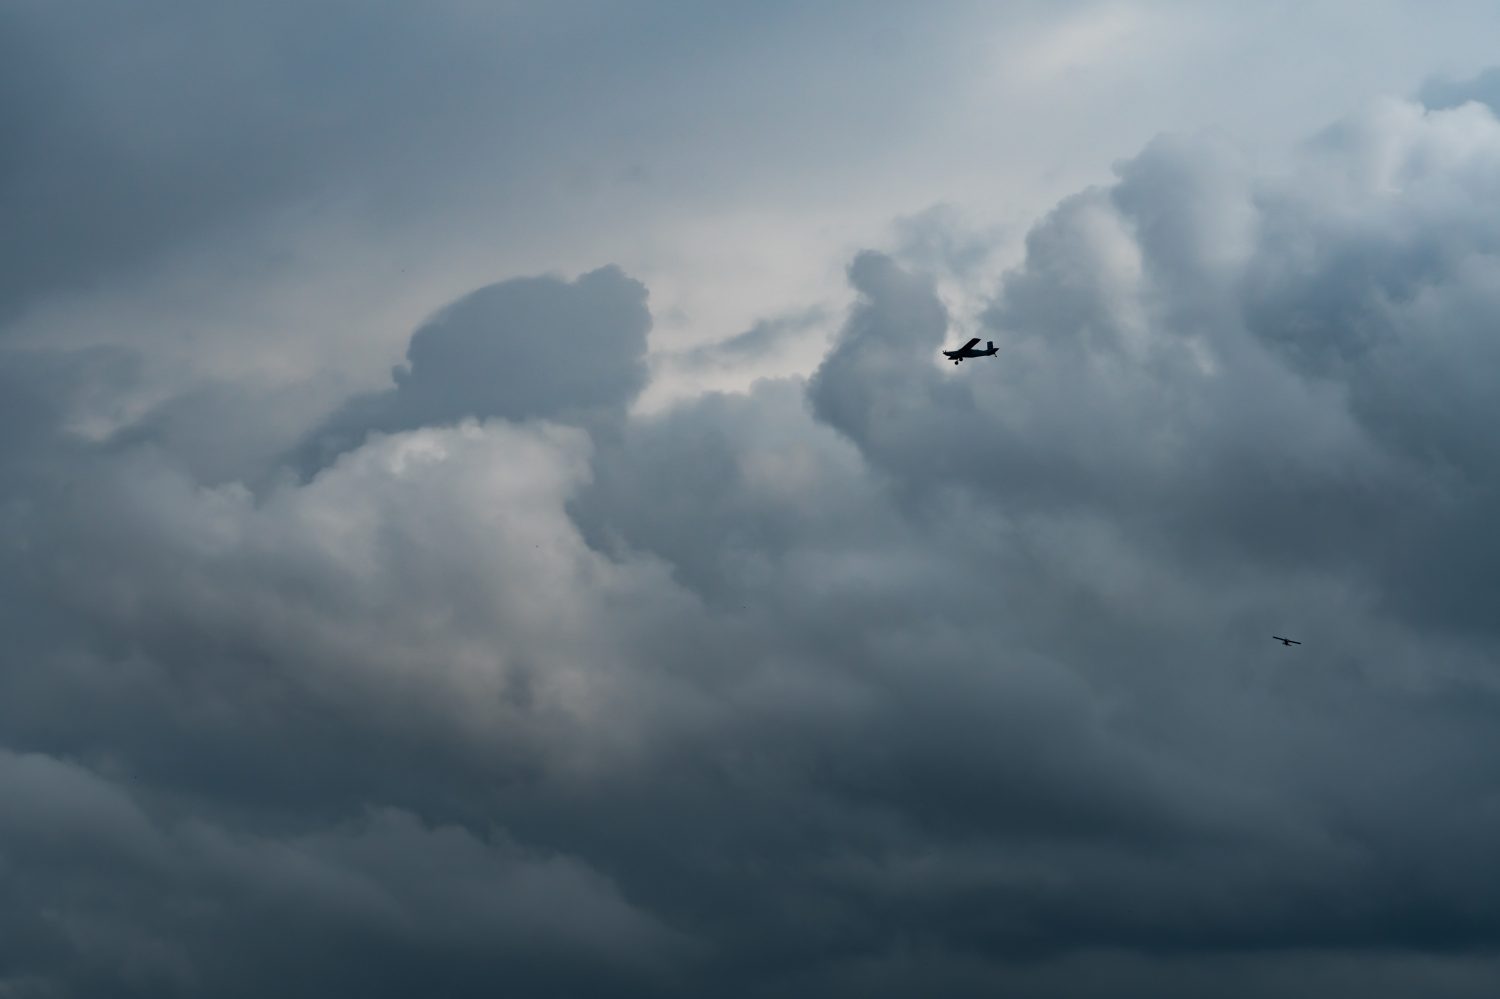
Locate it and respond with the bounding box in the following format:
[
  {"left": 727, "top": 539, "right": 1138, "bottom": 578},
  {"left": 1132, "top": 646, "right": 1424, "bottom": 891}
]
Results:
[
  {"left": 942, "top": 337, "right": 998, "bottom": 364},
  {"left": 1272, "top": 636, "right": 1302, "bottom": 646}
]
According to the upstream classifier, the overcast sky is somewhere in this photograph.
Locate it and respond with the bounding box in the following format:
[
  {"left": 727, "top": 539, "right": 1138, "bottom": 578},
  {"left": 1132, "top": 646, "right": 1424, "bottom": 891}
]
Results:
[{"left": 9, "top": 2, "right": 1500, "bottom": 996}]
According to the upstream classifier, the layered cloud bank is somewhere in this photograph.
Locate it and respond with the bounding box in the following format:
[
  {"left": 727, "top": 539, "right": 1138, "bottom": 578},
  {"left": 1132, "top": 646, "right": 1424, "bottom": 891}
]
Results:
[{"left": 9, "top": 56, "right": 1500, "bottom": 999}]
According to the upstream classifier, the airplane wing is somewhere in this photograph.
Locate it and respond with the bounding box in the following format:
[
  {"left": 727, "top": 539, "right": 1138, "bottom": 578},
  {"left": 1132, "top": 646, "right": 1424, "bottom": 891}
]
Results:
[{"left": 959, "top": 337, "right": 980, "bottom": 351}]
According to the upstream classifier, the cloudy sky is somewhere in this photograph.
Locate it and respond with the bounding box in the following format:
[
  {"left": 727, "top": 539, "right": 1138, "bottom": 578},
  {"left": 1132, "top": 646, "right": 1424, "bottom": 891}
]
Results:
[{"left": 9, "top": 2, "right": 1500, "bottom": 996}]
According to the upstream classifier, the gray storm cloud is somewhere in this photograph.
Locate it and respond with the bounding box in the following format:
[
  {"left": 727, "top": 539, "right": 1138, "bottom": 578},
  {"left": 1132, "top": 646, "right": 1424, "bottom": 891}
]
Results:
[
  {"left": 0, "top": 2, "right": 561, "bottom": 326},
  {"left": 9, "top": 61, "right": 1500, "bottom": 999},
  {"left": 295, "top": 266, "right": 651, "bottom": 473}
]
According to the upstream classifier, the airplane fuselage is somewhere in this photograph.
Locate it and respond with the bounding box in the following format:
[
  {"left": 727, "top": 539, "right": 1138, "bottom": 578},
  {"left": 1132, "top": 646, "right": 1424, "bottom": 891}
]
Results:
[{"left": 942, "top": 340, "right": 998, "bottom": 364}]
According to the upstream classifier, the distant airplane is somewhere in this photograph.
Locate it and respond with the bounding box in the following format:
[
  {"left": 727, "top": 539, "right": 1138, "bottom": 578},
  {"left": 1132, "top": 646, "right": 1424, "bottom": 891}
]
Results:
[
  {"left": 1273, "top": 636, "right": 1302, "bottom": 646},
  {"left": 942, "top": 337, "right": 998, "bottom": 364}
]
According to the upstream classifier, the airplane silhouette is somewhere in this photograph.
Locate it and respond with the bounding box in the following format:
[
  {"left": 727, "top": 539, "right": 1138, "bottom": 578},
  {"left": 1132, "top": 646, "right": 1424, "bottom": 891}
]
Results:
[
  {"left": 942, "top": 337, "right": 998, "bottom": 364},
  {"left": 1273, "top": 636, "right": 1302, "bottom": 646}
]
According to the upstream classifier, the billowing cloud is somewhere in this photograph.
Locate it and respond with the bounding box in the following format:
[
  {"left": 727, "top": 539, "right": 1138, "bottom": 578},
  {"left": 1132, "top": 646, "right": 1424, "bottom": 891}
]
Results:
[
  {"left": 0, "top": 747, "right": 680, "bottom": 997},
  {"left": 295, "top": 267, "right": 650, "bottom": 472},
  {"left": 9, "top": 9, "right": 1500, "bottom": 997}
]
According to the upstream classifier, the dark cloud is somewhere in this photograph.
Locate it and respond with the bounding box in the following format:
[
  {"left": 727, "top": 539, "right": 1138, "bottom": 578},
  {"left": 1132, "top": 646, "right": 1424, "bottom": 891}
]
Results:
[
  {"left": 9, "top": 59, "right": 1500, "bottom": 999},
  {"left": 0, "top": 750, "right": 682, "bottom": 998},
  {"left": 1419, "top": 65, "right": 1500, "bottom": 112},
  {"left": 0, "top": 2, "right": 424, "bottom": 319},
  {"left": 0, "top": 347, "right": 139, "bottom": 478},
  {"left": 294, "top": 266, "right": 650, "bottom": 473},
  {"left": 0, "top": 0, "right": 659, "bottom": 326}
]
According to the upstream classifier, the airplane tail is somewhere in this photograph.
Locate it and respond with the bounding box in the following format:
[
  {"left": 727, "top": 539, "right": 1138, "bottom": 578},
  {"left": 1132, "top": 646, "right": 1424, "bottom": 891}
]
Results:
[{"left": 986, "top": 341, "right": 994, "bottom": 351}]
